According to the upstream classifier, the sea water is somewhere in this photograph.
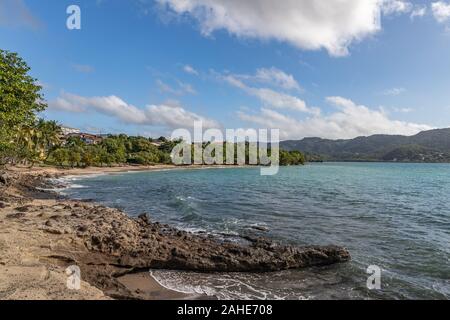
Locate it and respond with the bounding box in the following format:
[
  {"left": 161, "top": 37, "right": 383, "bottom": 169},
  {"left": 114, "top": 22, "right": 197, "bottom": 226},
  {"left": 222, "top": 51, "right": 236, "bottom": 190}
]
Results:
[{"left": 63, "top": 163, "right": 450, "bottom": 299}]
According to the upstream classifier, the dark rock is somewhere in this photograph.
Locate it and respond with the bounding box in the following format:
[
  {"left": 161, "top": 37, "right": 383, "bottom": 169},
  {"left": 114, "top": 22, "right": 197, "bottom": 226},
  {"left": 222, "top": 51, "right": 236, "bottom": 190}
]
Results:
[
  {"left": 249, "top": 225, "right": 270, "bottom": 232},
  {"left": 6, "top": 212, "right": 26, "bottom": 219},
  {"left": 43, "top": 228, "right": 63, "bottom": 235},
  {"left": 16, "top": 205, "right": 31, "bottom": 212},
  {"left": 45, "top": 220, "right": 54, "bottom": 227},
  {"left": 80, "top": 199, "right": 95, "bottom": 203},
  {"left": 0, "top": 173, "right": 10, "bottom": 185},
  {"left": 79, "top": 211, "right": 351, "bottom": 272},
  {"left": 77, "top": 225, "right": 88, "bottom": 232},
  {"left": 137, "top": 213, "right": 150, "bottom": 225}
]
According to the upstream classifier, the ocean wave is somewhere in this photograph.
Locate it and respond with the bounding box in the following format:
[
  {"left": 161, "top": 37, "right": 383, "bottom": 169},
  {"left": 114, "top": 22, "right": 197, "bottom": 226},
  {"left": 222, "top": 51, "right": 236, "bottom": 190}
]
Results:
[
  {"left": 150, "top": 270, "right": 308, "bottom": 300},
  {"left": 67, "top": 183, "right": 87, "bottom": 189},
  {"left": 63, "top": 173, "right": 106, "bottom": 180},
  {"left": 48, "top": 173, "right": 107, "bottom": 194},
  {"left": 175, "top": 195, "right": 204, "bottom": 202}
]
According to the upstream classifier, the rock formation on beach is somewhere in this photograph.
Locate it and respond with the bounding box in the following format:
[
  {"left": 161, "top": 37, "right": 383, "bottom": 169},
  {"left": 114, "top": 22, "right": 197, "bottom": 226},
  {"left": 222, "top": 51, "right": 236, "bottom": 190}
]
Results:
[{"left": 0, "top": 169, "right": 350, "bottom": 299}]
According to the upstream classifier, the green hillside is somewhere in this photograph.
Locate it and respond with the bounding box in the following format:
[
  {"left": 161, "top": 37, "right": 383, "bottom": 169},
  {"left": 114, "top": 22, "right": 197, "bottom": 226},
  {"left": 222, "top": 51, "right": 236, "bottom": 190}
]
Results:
[{"left": 280, "top": 129, "right": 450, "bottom": 162}]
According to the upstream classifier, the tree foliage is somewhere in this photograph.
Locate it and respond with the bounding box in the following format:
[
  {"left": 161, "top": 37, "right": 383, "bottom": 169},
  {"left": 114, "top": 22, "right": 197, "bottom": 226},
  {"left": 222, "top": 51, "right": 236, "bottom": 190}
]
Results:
[
  {"left": 0, "top": 49, "right": 47, "bottom": 164},
  {"left": 280, "top": 150, "right": 305, "bottom": 166},
  {"left": 43, "top": 135, "right": 307, "bottom": 168}
]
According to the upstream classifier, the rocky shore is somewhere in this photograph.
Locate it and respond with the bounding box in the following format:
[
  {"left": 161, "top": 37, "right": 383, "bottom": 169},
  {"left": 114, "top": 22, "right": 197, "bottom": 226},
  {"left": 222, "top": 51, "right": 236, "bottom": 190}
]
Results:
[{"left": 0, "top": 167, "right": 350, "bottom": 300}]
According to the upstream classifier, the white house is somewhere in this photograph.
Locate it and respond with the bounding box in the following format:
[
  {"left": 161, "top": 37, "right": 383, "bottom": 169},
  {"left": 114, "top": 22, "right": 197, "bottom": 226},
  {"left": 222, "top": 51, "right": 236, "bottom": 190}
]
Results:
[{"left": 61, "top": 126, "right": 81, "bottom": 136}]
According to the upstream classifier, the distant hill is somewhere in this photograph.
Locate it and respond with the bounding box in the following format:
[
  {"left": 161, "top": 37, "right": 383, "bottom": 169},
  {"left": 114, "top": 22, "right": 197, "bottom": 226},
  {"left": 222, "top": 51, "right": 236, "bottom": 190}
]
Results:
[{"left": 280, "top": 128, "right": 450, "bottom": 162}]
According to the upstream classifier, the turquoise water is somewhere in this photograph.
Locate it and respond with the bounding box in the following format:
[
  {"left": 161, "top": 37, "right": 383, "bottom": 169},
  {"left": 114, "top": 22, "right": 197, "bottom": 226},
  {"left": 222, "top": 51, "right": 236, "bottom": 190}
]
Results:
[{"left": 63, "top": 163, "right": 450, "bottom": 299}]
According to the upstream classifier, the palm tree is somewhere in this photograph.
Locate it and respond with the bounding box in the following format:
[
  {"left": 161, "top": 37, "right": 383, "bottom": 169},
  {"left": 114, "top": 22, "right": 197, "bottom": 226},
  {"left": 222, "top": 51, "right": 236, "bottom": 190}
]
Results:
[
  {"left": 35, "top": 120, "right": 62, "bottom": 160},
  {"left": 14, "top": 120, "right": 62, "bottom": 165},
  {"left": 15, "top": 125, "right": 37, "bottom": 165}
]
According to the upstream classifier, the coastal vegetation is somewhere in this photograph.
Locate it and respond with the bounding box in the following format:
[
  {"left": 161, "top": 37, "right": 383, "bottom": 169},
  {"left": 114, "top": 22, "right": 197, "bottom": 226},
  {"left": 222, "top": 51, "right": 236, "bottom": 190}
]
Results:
[
  {"left": 0, "top": 49, "right": 47, "bottom": 165},
  {"left": 0, "top": 49, "right": 305, "bottom": 168},
  {"left": 281, "top": 130, "right": 450, "bottom": 163}
]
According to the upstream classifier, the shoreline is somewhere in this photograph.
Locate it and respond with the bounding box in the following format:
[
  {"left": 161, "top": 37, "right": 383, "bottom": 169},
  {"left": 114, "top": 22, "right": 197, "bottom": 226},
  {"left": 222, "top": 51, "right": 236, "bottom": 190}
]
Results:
[
  {"left": 0, "top": 165, "right": 209, "bottom": 299},
  {"left": 3, "top": 164, "right": 245, "bottom": 177},
  {"left": 1, "top": 165, "right": 198, "bottom": 299},
  {"left": 0, "top": 165, "right": 350, "bottom": 300}
]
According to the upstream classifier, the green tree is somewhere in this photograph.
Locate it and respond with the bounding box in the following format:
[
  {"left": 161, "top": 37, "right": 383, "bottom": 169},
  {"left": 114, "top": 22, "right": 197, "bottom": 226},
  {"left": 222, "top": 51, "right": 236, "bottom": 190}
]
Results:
[
  {"left": 280, "top": 150, "right": 305, "bottom": 166},
  {"left": 65, "top": 136, "right": 85, "bottom": 148},
  {"left": 101, "top": 136, "right": 127, "bottom": 163},
  {"left": 97, "top": 147, "right": 115, "bottom": 167},
  {"left": 52, "top": 148, "right": 69, "bottom": 167},
  {"left": 81, "top": 149, "right": 94, "bottom": 167},
  {"left": 35, "top": 119, "right": 62, "bottom": 160},
  {"left": 0, "top": 50, "right": 47, "bottom": 164},
  {"left": 68, "top": 146, "right": 83, "bottom": 168},
  {"left": 14, "top": 125, "right": 41, "bottom": 166}
]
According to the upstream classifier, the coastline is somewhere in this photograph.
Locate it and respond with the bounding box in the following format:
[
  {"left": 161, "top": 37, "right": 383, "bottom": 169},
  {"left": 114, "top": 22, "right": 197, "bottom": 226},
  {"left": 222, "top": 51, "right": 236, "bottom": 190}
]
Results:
[
  {"left": 0, "top": 165, "right": 350, "bottom": 300},
  {"left": 3, "top": 164, "right": 240, "bottom": 177},
  {"left": 0, "top": 165, "right": 198, "bottom": 299}
]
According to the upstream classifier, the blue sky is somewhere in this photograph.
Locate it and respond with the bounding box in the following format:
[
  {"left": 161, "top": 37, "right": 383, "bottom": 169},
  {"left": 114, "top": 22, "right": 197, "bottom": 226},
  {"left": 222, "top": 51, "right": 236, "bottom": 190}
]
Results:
[{"left": 1, "top": 0, "right": 450, "bottom": 140}]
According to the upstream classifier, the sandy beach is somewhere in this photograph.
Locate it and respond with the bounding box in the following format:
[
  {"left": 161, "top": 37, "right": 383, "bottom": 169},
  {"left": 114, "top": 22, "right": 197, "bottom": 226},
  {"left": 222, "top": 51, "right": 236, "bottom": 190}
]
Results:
[
  {"left": 4, "top": 164, "right": 222, "bottom": 177},
  {"left": 0, "top": 165, "right": 199, "bottom": 299},
  {"left": 0, "top": 165, "right": 350, "bottom": 300},
  {"left": 0, "top": 165, "right": 211, "bottom": 299}
]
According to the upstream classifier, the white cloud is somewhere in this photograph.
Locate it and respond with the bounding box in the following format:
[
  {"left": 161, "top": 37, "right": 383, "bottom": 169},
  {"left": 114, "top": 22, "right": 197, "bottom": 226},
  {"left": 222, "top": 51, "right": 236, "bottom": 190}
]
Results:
[
  {"left": 48, "top": 92, "right": 218, "bottom": 129},
  {"left": 183, "top": 64, "right": 199, "bottom": 75},
  {"left": 49, "top": 95, "right": 86, "bottom": 113},
  {"left": 145, "top": 103, "right": 216, "bottom": 128},
  {"left": 157, "top": 0, "right": 389, "bottom": 57},
  {"left": 381, "top": 87, "right": 406, "bottom": 96},
  {"left": 223, "top": 67, "right": 302, "bottom": 91},
  {"left": 432, "top": 1, "right": 450, "bottom": 23},
  {"left": 238, "top": 96, "right": 431, "bottom": 140},
  {"left": 392, "top": 107, "right": 412, "bottom": 113},
  {"left": 49, "top": 92, "right": 431, "bottom": 140},
  {"left": 410, "top": 6, "right": 427, "bottom": 19},
  {"left": 157, "top": 79, "right": 196, "bottom": 95},
  {"left": 158, "top": 0, "right": 419, "bottom": 56},
  {"left": 223, "top": 74, "right": 319, "bottom": 115},
  {"left": 251, "top": 67, "right": 301, "bottom": 91},
  {"left": 381, "top": 0, "right": 412, "bottom": 15},
  {"left": 179, "top": 82, "right": 196, "bottom": 94}
]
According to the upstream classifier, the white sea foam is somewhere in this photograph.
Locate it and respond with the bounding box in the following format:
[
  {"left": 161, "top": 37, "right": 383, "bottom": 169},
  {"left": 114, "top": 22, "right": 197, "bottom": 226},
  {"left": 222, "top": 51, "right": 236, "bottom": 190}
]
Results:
[
  {"left": 68, "top": 183, "right": 87, "bottom": 189},
  {"left": 177, "top": 226, "right": 208, "bottom": 234},
  {"left": 49, "top": 173, "right": 107, "bottom": 194},
  {"left": 150, "top": 270, "right": 308, "bottom": 300}
]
